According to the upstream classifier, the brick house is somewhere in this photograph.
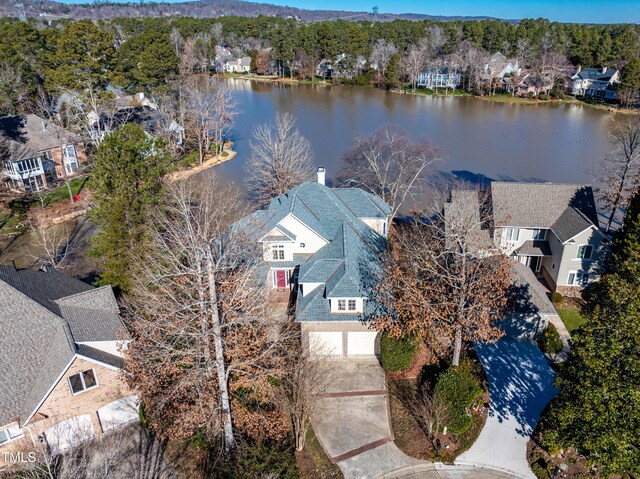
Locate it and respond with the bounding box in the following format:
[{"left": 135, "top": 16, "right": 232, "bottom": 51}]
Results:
[
  {"left": 0, "top": 114, "right": 87, "bottom": 193},
  {"left": 0, "top": 265, "right": 136, "bottom": 457}
]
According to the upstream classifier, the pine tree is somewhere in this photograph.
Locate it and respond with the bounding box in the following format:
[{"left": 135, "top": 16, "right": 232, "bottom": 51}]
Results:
[
  {"left": 542, "top": 193, "right": 640, "bottom": 474},
  {"left": 90, "top": 124, "right": 171, "bottom": 293}
]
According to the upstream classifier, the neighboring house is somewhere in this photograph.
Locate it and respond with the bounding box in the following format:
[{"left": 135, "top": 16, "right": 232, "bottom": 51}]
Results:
[
  {"left": 514, "top": 71, "right": 552, "bottom": 97},
  {"left": 224, "top": 56, "right": 251, "bottom": 73},
  {"left": 417, "top": 66, "right": 461, "bottom": 89},
  {"left": 570, "top": 67, "right": 620, "bottom": 97},
  {"left": 88, "top": 106, "right": 184, "bottom": 147},
  {"left": 0, "top": 115, "right": 87, "bottom": 193},
  {"left": 585, "top": 82, "right": 618, "bottom": 101},
  {"left": 490, "top": 182, "right": 609, "bottom": 295},
  {"left": 485, "top": 52, "right": 520, "bottom": 79},
  {"left": 0, "top": 265, "right": 136, "bottom": 455},
  {"left": 242, "top": 168, "right": 392, "bottom": 357},
  {"left": 315, "top": 58, "right": 333, "bottom": 79}
]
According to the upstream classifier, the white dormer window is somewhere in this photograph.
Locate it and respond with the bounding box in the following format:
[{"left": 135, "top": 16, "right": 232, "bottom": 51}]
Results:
[
  {"left": 271, "top": 244, "right": 285, "bottom": 261},
  {"left": 334, "top": 298, "right": 359, "bottom": 313}
]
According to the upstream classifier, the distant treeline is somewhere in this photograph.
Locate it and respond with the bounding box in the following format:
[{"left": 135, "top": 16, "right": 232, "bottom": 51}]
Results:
[{"left": 1, "top": 15, "right": 639, "bottom": 113}]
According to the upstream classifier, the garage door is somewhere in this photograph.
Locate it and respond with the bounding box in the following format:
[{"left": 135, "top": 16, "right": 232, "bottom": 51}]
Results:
[
  {"left": 309, "top": 331, "right": 343, "bottom": 356},
  {"left": 347, "top": 331, "right": 378, "bottom": 356}
]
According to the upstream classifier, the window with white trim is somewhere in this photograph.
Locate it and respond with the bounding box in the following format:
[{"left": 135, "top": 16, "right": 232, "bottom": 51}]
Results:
[
  {"left": 68, "top": 369, "right": 98, "bottom": 395},
  {"left": 567, "top": 271, "right": 590, "bottom": 286},
  {"left": 271, "top": 244, "right": 285, "bottom": 261},
  {"left": 532, "top": 229, "right": 546, "bottom": 240},
  {"left": 505, "top": 228, "right": 520, "bottom": 241},
  {"left": 337, "top": 299, "right": 346, "bottom": 311},
  {"left": 348, "top": 299, "right": 356, "bottom": 311},
  {"left": 0, "top": 427, "right": 23, "bottom": 445},
  {"left": 576, "top": 245, "right": 593, "bottom": 259},
  {"left": 63, "top": 145, "right": 78, "bottom": 174}
]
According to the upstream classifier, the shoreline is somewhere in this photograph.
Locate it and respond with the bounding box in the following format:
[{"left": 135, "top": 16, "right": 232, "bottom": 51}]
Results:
[
  {"left": 167, "top": 145, "right": 237, "bottom": 183},
  {"left": 221, "top": 74, "right": 637, "bottom": 114}
]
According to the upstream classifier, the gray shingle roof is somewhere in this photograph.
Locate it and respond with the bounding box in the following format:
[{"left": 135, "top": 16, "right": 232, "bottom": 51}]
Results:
[
  {"left": 574, "top": 68, "right": 618, "bottom": 82},
  {"left": 244, "top": 182, "right": 390, "bottom": 323},
  {"left": 514, "top": 240, "right": 552, "bottom": 256},
  {"left": 55, "top": 286, "right": 126, "bottom": 342},
  {"left": 0, "top": 265, "right": 125, "bottom": 427},
  {"left": 551, "top": 207, "right": 595, "bottom": 242},
  {"left": 491, "top": 182, "right": 599, "bottom": 230},
  {"left": 0, "top": 114, "right": 78, "bottom": 161},
  {"left": 76, "top": 344, "right": 124, "bottom": 369},
  {"left": 444, "top": 189, "right": 492, "bottom": 250},
  {"left": 509, "top": 261, "right": 556, "bottom": 315}
]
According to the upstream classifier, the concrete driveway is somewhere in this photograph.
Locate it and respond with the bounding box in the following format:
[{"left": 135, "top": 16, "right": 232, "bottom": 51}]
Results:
[
  {"left": 312, "top": 360, "right": 423, "bottom": 479},
  {"left": 456, "top": 339, "right": 558, "bottom": 479}
]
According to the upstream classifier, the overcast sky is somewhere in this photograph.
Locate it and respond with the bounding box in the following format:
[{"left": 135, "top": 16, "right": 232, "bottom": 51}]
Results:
[{"left": 265, "top": 0, "right": 640, "bottom": 23}]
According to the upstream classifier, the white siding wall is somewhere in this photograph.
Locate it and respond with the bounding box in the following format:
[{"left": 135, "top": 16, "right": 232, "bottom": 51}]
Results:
[
  {"left": 279, "top": 215, "right": 328, "bottom": 254},
  {"left": 360, "top": 218, "right": 389, "bottom": 237},
  {"left": 300, "top": 282, "right": 324, "bottom": 296},
  {"left": 555, "top": 228, "right": 606, "bottom": 287}
]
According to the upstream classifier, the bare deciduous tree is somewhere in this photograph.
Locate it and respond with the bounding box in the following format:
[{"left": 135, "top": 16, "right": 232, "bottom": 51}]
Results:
[
  {"left": 183, "top": 76, "right": 236, "bottom": 164},
  {"left": 277, "top": 342, "right": 332, "bottom": 451},
  {"left": 246, "top": 112, "right": 314, "bottom": 206},
  {"left": 401, "top": 40, "right": 428, "bottom": 92},
  {"left": 342, "top": 126, "right": 439, "bottom": 218},
  {"left": 412, "top": 384, "right": 449, "bottom": 441},
  {"left": 124, "top": 174, "right": 289, "bottom": 452},
  {"left": 370, "top": 40, "right": 398, "bottom": 86},
  {"left": 373, "top": 188, "right": 513, "bottom": 366},
  {"left": 25, "top": 221, "right": 77, "bottom": 270},
  {"left": 597, "top": 116, "right": 640, "bottom": 233}
]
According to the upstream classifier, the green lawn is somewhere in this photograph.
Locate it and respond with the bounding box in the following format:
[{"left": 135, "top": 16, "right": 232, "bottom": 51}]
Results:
[
  {"left": 0, "top": 211, "right": 27, "bottom": 235},
  {"left": 557, "top": 307, "right": 588, "bottom": 333},
  {"left": 27, "top": 176, "right": 90, "bottom": 208}
]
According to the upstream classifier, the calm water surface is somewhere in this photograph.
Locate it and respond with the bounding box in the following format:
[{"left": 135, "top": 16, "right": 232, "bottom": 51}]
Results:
[{"left": 217, "top": 79, "right": 612, "bottom": 187}]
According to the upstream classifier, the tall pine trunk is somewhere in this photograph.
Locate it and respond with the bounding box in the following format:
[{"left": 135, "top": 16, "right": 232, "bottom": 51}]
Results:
[{"left": 206, "top": 252, "right": 235, "bottom": 452}]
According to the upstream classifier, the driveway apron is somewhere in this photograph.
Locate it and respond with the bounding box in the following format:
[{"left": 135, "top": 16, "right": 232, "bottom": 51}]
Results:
[
  {"left": 312, "top": 359, "right": 424, "bottom": 479},
  {"left": 456, "top": 339, "right": 559, "bottom": 479}
]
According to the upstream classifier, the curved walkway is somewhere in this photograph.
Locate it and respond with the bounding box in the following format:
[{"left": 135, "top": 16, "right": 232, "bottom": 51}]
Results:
[{"left": 455, "top": 339, "right": 559, "bottom": 478}]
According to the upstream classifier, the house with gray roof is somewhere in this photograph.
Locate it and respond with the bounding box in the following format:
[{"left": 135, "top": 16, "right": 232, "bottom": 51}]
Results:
[
  {"left": 570, "top": 67, "right": 620, "bottom": 97},
  {"left": 0, "top": 265, "right": 136, "bottom": 454},
  {"left": 484, "top": 52, "right": 520, "bottom": 79},
  {"left": 0, "top": 114, "right": 87, "bottom": 193},
  {"left": 489, "top": 181, "right": 609, "bottom": 295},
  {"left": 242, "top": 168, "right": 391, "bottom": 357},
  {"left": 224, "top": 56, "right": 251, "bottom": 73}
]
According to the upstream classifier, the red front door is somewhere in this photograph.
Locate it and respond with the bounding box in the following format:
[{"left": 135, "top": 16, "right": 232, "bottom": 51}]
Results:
[{"left": 275, "top": 270, "right": 287, "bottom": 288}]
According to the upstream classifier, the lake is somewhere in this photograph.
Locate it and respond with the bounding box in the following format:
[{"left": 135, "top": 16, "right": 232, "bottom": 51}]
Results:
[{"left": 218, "top": 79, "right": 613, "bottom": 188}]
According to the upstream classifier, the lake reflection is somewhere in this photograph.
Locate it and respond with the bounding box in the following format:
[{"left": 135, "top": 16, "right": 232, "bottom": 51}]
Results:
[{"left": 217, "top": 79, "right": 612, "bottom": 188}]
